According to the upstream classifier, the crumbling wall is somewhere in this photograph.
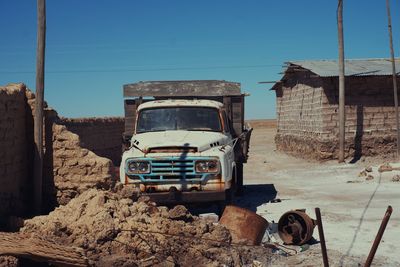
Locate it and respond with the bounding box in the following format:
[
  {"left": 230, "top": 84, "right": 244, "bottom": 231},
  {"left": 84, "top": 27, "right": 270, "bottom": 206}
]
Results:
[
  {"left": 275, "top": 75, "right": 399, "bottom": 160},
  {"left": 45, "top": 124, "right": 115, "bottom": 207},
  {"left": 0, "top": 84, "right": 28, "bottom": 216},
  {"left": 58, "top": 117, "right": 124, "bottom": 166}
]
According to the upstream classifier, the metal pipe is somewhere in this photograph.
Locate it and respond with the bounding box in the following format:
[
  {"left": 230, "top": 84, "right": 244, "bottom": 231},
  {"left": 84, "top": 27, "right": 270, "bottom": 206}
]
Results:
[
  {"left": 364, "top": 206, "right": 393, "bottom": 267},
  {"left": 315, "top": 208, "right": 329, "bottom": 267}
]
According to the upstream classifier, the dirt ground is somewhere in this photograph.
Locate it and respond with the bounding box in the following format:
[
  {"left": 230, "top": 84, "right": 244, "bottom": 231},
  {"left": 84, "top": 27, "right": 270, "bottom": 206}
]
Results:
[{"left": 236, "top": 121, "right": 400, "bottom": 266}]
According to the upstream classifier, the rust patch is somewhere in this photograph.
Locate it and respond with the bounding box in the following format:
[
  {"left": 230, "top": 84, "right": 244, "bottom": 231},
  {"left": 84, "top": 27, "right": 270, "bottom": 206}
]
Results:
[
  {"left": 219, "top": 205, "right": 268, "bottom": 245},
  {"left": 278, "top": 210, "right": 316, "bottom": 245}
]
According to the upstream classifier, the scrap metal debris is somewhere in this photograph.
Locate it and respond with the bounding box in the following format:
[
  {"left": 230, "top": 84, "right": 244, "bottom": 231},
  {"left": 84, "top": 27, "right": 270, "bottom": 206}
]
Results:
[
  {"left": 277, "top": 210, "right": 316, "bottom": 246},
  {"left": 219, "top": 205, "right": 268, "bottom": 246}
]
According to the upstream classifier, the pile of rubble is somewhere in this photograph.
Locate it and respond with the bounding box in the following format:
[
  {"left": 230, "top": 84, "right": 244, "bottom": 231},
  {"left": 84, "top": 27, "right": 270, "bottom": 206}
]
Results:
[{"left": 3, "top": 186, "right": 275, "bottom": 266}]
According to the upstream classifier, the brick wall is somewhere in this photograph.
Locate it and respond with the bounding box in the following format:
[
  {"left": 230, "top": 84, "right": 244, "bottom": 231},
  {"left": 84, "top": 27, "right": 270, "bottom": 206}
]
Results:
[
  {"left": 0, "top": 84, "right": 28, "bottom": 216},
  {"left": 58, "top": 117, "right": 124, "bottom": 165},
  {"left": 43, "top": 122, "right": 115, "bottom": 209},
  {"left": 322, "top": 76, "right": 396, "bottom": 138},
  {"left": 0, "top": 83, "right": 117, "bottom": 217},
  {"left": 276, "top": 71, "right": 326, "bottom": 138},
  {"left": 24, "top": 101, "right": 118, "bottom": 211},
  {"left": 275, "top": 74, "right": 399, "bottom": 160}
]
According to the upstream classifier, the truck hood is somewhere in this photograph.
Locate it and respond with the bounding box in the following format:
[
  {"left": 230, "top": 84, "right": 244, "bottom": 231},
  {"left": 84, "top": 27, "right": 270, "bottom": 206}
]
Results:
[{"left": 131, "top": 130, "right": 230, "bottom": 153}]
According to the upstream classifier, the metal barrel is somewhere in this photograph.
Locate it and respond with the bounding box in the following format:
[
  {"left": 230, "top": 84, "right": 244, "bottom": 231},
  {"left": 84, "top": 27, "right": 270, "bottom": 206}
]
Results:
[
  {"left": 219, "top": 205, "right": 269, "bottom": 245},
  {"left": 278, "top": 210, "right": 316, "bottom": 245}
]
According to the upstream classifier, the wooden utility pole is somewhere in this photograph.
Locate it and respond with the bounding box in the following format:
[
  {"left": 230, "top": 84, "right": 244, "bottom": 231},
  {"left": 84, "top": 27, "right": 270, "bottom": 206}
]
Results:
[
  {"left": 386, "top": 0, "right": 400, "bottom": 158},
  {"left": 33, "top": 0, "right": 46, "bottom": 214},
  {"left": 337, "top": 0, "right": 345, "bottom": 162}
]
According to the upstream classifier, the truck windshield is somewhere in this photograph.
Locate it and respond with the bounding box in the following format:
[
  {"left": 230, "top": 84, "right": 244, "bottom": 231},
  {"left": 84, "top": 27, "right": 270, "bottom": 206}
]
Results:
[{"left": 136, "top": 107, "right": 222, "bottom": 133}]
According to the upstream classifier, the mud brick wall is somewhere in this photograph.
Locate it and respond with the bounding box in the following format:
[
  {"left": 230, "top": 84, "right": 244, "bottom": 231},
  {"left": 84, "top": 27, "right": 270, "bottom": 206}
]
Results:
[
  {"left": 0, "top": 84, "right": 28, "bottom": 216},
  {"left": 322, "top": 76, "right": 396, "bottom": 138},
  {"left": 0, "top": 83, "right": 117, "bottom": 216},
  {"left": 275, "top": 72, "right": 326, "bottom": 138},
  {"left": 275, "top": 73, "right": 399, "bottom": 160},
  {"left": 23, "top": 97, "right": 117, "bottom": 210},
  {"left": 58, "top": 117, "right": 124, "bottom": 166},
  {"left": 43, "top": 122, "right": 115, "bottom": 208}
]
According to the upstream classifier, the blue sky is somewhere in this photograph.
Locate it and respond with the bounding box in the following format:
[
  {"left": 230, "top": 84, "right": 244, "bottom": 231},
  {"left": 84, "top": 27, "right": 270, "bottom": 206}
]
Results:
[{"left": 1, "top": 1, "right": 400, "bottom": 119}]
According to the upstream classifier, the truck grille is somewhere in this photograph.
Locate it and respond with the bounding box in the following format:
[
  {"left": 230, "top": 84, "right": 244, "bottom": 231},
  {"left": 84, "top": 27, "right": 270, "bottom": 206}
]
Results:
[
  {"left": 151, "top": 159, "right": 195, "bottom": 175},
  {"left": 127, "top": 157, "right": 215, "bottom": 182},
  {"left": 140, "top": 159, "right": 204, "bottom": 180}
]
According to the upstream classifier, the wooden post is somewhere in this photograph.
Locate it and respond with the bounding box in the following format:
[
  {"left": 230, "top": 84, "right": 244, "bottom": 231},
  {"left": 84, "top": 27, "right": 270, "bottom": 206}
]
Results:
[
  {"left": 33, "top": 0, "right": 46, "bottom": 214},
  {"left": 386, "top": 0, "right": 400, "bottom": 158},
  {"left": 337, "top": 0, "right": 345, "bottom": 162}
]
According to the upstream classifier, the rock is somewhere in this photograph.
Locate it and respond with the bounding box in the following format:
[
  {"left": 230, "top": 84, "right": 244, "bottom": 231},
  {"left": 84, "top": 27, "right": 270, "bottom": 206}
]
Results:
[
  {"left": 358, "top": 170, "right": 367, "bottom": 177},
  {"left": 366, "top": 175, "right": 374, "bottom": 181},
  {"left": 392, "top": 175, "right": 400, "bottom": 182},
  {"left": 118, "top": 185, "right": 139, "bottom": 201},
  {"left": 378, "top": 163, "right": 393, "bottom": 173},
  {"left": 0, "top": 256, "right": 18, "bottom": 267},
  {"left": 168, "top": 205, "right": 193, "bottom": 222},
  {"left": 365, "top": 166, "right": 373, "bottom": 172},
  {"left": 137, "top": 196, "right": 151, "bottom": 203}
]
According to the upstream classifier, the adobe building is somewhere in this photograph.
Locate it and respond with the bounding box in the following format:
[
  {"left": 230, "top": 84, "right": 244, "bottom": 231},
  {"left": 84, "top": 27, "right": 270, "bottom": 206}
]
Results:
[{"left": 271, "top": 59, "right": 400, "bottom": 160}]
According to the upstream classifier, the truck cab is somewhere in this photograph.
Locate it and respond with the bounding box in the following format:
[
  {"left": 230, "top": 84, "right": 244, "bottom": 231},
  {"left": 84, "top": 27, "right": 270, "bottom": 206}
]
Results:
[{"left": 120, "top": 80, "right": 252, "bottom": 204}]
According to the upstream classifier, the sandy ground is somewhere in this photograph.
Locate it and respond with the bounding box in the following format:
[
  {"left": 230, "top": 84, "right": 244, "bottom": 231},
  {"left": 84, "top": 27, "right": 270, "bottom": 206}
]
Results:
[{"left": 236, "top": 125, "right": 400, "bottom": 266}]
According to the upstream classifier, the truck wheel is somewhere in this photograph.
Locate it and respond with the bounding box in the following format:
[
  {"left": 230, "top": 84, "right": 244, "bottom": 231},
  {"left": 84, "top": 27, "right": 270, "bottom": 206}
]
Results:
[{"left": 235, "top": 162, "right": 244, "bottom": 196}]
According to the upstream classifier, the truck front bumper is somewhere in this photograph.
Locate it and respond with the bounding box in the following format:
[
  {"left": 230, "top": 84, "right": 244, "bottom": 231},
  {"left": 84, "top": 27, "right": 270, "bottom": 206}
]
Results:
[{"left": 141, "top": 189, "right": 226, "bottom": 204}]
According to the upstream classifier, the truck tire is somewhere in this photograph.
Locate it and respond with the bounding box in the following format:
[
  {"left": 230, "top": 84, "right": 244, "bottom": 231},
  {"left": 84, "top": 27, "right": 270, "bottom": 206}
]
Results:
[{"left": 235, "top": 162, "right": 244, "bottom": 196}]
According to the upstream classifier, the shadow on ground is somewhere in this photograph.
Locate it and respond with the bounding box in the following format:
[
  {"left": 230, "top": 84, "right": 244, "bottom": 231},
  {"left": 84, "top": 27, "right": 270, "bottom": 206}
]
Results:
[
  {"left": 234, "top": 184, "right": 278, "bottom": 212},
  {"left": 187, "top": 184, "right": 278, "bottom": 215}
]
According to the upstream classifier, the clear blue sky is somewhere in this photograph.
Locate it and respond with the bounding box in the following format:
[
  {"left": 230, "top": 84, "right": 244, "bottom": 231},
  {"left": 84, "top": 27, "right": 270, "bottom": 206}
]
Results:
[{"left": 1, "top": 1, "right": 400, "bottom": 119}]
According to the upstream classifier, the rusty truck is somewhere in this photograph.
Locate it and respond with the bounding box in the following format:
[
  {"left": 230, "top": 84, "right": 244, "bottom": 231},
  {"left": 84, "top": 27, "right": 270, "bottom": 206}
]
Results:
[{"left": 120, "top": 80, "right": 252, "bottom": 205}]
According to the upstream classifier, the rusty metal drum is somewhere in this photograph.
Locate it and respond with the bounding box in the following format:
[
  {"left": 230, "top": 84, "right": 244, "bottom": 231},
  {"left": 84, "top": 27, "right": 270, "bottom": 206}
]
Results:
[{"left": 219, "top": 205, "right": 269, "bottom": 245}]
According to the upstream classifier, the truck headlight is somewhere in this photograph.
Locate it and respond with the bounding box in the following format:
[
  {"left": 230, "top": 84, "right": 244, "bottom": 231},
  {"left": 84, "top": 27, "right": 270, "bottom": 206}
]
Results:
[
  {"left": 126, "top": 161, "right": 150, "bottom": 174},
  {"left": 195, "top": 160, "right": 220, "bottom": 173}
]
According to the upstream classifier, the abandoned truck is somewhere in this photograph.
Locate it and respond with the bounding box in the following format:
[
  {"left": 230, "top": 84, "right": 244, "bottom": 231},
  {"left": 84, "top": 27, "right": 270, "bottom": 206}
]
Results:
[{"left": 120, "top": 80, "right": 252, "bottom": 204}]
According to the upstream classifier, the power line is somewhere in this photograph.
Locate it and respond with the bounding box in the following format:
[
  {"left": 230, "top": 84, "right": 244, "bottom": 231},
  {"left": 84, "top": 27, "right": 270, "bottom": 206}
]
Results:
[{"left": 0, "top": 64, "right": 281, "bottom": 74}]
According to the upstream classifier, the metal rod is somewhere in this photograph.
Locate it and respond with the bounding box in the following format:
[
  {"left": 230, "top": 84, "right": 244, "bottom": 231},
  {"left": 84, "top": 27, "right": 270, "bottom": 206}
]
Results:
[
  {"left": 33, "top": 0, "right": 46, "bottom": 214},
  {"left": 364, "top": 206, "right": 393, "bottom": 267},
  {"left": 386, "top": 0, "right": 400, "bottom": 158},
  {"left": 337, "top": 0, "right": 345, "bottom": 163},
  {"left": 315, "top": 208, "right": 329, "bottom": 267}
]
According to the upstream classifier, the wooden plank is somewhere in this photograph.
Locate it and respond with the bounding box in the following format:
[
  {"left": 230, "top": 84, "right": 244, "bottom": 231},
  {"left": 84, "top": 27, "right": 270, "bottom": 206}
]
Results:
[
  {"left": 0, "top": 232, "right": 88, "bottom": 266},
  {"left": 124, "top": 80, "right": 241, "bottom": 97}
]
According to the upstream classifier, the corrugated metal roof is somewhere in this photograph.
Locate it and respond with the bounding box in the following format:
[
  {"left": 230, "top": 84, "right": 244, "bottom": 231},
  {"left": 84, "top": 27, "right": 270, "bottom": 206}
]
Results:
[{"left": 287, "top": 58, "right": 400, "bottom": 77}]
